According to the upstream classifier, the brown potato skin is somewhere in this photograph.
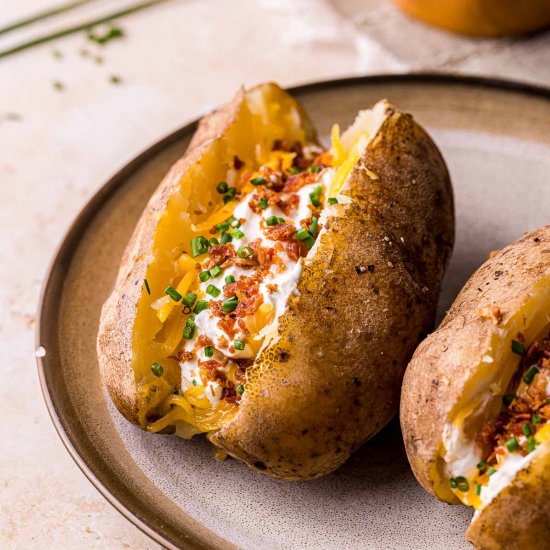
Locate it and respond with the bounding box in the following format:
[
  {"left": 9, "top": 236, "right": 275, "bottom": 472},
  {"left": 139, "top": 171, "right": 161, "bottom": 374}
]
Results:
[
  {"left": 97, "top": 89, "right": 247, "bottom": 425},
  {"left": 400, "top": 226, "right": 550, "bottom": 500},
  {"left": 210, "top": 109, "right": 455, "bottom": 479},
  {"left": 466, "top": 439, "right": 550, "bottom": 549}
]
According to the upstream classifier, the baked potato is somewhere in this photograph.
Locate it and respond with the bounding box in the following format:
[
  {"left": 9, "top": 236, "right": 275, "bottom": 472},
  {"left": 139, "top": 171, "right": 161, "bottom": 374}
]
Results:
[
  {"left": 401, "top": 226, "right": 550, "bottom": 548},
  {"left": 98, "top": 82, "right": 454, "bottom": 480}
]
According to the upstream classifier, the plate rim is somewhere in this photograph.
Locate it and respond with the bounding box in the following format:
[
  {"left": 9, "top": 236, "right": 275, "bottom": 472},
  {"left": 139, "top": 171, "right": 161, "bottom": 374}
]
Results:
[{"left": 36, "top": 73, "right": 550, "bottom": 549}]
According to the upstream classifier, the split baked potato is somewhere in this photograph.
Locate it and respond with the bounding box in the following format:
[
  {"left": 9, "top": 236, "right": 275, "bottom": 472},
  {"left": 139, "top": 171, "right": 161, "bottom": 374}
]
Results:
[
  {"left": 98, "top": 82, "right": 454, "bottom": 480},
  {"left": 401, "top": 225, "right": 550, "bottom": 548}
]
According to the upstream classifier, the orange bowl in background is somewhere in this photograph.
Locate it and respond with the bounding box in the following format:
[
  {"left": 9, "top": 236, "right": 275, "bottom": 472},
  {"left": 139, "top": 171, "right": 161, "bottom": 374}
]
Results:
[{"left": 394, "top": 0, "right": 550, "bottom": 37}]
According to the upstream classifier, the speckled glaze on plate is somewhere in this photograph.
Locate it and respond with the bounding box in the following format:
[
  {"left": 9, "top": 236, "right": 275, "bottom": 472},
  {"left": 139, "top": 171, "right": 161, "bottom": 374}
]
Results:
[{"left": 37, "top": 75, "right": 550, "bottom": 550}]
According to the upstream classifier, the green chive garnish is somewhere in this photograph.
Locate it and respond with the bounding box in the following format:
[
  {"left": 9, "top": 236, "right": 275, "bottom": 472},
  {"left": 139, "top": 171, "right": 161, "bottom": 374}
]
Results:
[
  {"left": 225, "top": 275, "right": 235, "bottom": 284},
  {"left": 309, "top": 185, "right": 322, "bottom": 207},
  {"left": 476, "top": 460, "right": 487, "bottom": 472},
  {"left": 233, "top": 340, "right": 245, "bottom": 350},
  {"left": 449, "top": 477, "right": 458, "bottom": 489},
  {"left": 295, "top": 228, "right": 311, "bottom": 241},
  {"left": 523, "top": 366, "right": 539, "bottom": 385},
  {"left": 206, "top": 284, "right": 220, "bottom": 298},
  {"left": 511, "top": 339, "right": 525, "bottom": 355},
  {"left": 251, "top": 176, "right": 266, "bottom": 186},
  {"left": 204, "top": 346, "right": 214, "bottom": 357},
  {"left": 455, "top": 476, "right": 469, "bottom": 492},
  {"left": 221, "top": 232, "right": 233, "bottom": 244},
  {"left": 309, "top": 216, "right": 318, "bottom": 236},
  {"left": 190, "top": 236, "right": 210, "bottom": 258},
  {"left": 310, "top": 165, "right": 320, "bottom": 173},
  {"left": 222, "top": 296, "right": 238, "bottom": 313},
  {"left": 532, "top": 413, "right": 541, "bottom": 425},
  {"left": 165, "top": 286, "right": 182, "bottom": 302},
  {"left": 151, "top": 362, "right": 164, "bottom": 377},
  {"left": 290, "top": 166, "right": 303, "bottom": 175},
  {"left": 216, "top": 221, "right": 230, "bottom": 233},
  {"left": 328, "top": 197, "right": 338, "bottom": 205},
  {"left": 505, "top": 437, "right": 519, "bottom": 452},
  {"left": 236, "top": 384, "right": 245, "bottom": 395},
  {"left": 259, "top": 198, "right": 268, "bottom": 209},
  {"left": 194, "top": 299, "right": 209, "bottom": 314},
  {"left": 232, "top": 229, "right": 245, "bottom": 240},
  {"left": 199, "top": 270, "right": 210, "bottom": 282},
  {"left": 182, "top": 292, "right": 197, "bottom": 308},
  {"left": 143, "top": 279, "right": 151, "bottom": 295},
  {"left": 237, "top": 246, "right": 253, "bottom": 259},
  {"left": 182, "top": 317, "right": 196, "bottom": 340},
  {"left": 216, "top": 181, "right": 228, "bottom": 194},
  {"left": 266, "top": 215, "right": 280, "bottom": 226},
  {"left": 474, "top": 484, "right": 482, "bottom": 496},
  {"left": 522, "top": 423, "right": 532, "bottom": 436},
  {"left": 526, "top": 436, "right": 537, "bottom": 453},
  {"left": 192, "top": 379, "right": 198, "bottom": 386},
  {"left": 209, "top": 237, "right": 219, "bottom": 246},
  {"left": 210, "top": 265, "right": 223, "bottom": 278},
  {"left": 487, "top": 467, "right": 497, "bottom": 476}
]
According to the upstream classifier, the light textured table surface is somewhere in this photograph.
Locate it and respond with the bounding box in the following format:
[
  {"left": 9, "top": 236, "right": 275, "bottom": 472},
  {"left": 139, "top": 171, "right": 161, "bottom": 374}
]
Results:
[{"left": 1, "top": 1, "right": 549, "bottom": 548}]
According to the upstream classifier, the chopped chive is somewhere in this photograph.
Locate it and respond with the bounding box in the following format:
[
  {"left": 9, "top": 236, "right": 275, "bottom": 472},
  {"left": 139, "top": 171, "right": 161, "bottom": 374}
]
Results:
[
  {"left": 194, "top": 299, "right": 209, "bottom": 314},
  {"left": 487, "top": 467, "right": 497, "bottom": 476},
  {"left": 236, "top": 384, "right": 245, "bottom": 395},
  {"left": 309, "top": 185, "right": 322, "bottom": 207},
  {"left": 232, "top": 229, "right": 245, "bottom": 240},
  {"left": 222, "top": 296, "right": 238, "bottom": 313},
  {"left": 310, "top": 165, "right": 320, "bottom": 173},
  {"left": 455, "top": 476, "right": 469, "bottom": 492},
  {"left": 266, "top": 215, "right": 280, "bottom": 226},
  {"left": 309, "top": 216, "right": 318, "bottom": 236},
  {"left": 449, "top": 477, "right": 458, "bottom": 489},
  {"left": 216, "top": 221, "right": 230, "bottom": 233},
  {"left": 237, "top": 246, "right": 253, "bottom": 259},
  {"left": 223, "top": 193, "right": 234, "bottom": 203},
  {"left": 165, "top": 286, "right": 182, "bottom": 302},
  {"left": 277, "top": 217, "right": 284, "bottom": 224},
  {"left": 225, "top": 275, "right": 235, "bottom": 284},
  {"left": 511, "top": 339, "right": 526, "bottom": 355},
  {"left": 532, "top": 413, "right": 541, "bottom": 425},
  {"left": 190, "top": 236, "right": 210, "bottom": 258},
  {"left": 220, "top": 232, "right": 233, "bottom": 244},
  {"left": 204, "top": 346, "right": 214, "bottom": 357},
  {"left": 474, "top": 484, "right": 482, "bottom": 496},
  {"left": 183, "top": 317, "right": 196, "bottom": 339},
  {"left": 199, "top": 270, "right": 210, "bottom": 282},
  {"left": 258, "top": 198, "right": 268, "bottom": 209},
  {"left": 290, "top": 166, "right": 303, "bottom": 175},
  {"left": 251, "top": 176, "right": 266, "bottom": 186},
  {"left": 233, "top": 339, "right": 245, "bottom": 351},
  {"left": 476, "top": 460, "right": 487, "bottom": 472},
  {"left": 206, "top": 284, "right": 220, "bottom": 298},
  {"left": 230, "top": 217, "right": 240, "bottom": 227},
  {"left": 182, "top": 292, "right": 197, "bottom": 308},
  {"left": 209, "top": 237, "right": 219, "bottom": 246},
  {"left": 522, "top": 423, "right": 532, "bottom": 436},
  {"left": 526, "top": 436, "right": 537, "bottom": 453},
  {"left": 143, "top": 279, "right": 151, "bottom": 295},
  {"left": 295, "top": 228, "right": 311, "bottom": 241},
  {"left": 523, "top": 366, "right": 539, "bottom": 385},
  {"left": 210, "top": 265, "right": 223, "bottom": 278},
  {"left": 216, "top": 181, "right": 228, "bottom": 194},
  {"left": 192, "top": 379, "right": 198, "bottom": 386},
  {"left": 328, "top": 197, "right": 338, "bottom": 205},
  {"left": 505, "top": 437, "right": 519, "bottom": 452},
  {"left": 151, "top": 362, "right": 164, "bottom": 377}
]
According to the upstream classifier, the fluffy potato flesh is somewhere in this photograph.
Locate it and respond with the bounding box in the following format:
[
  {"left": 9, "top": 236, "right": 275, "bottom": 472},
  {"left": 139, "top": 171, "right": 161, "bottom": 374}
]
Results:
[
  {"left": 401, "top": 226, "right": 550, "bottom": 548},
  {"left": 131, "top": 85, "right": 390, "bottom": 434},
  {"left": 99, "top": 82, "right": 454, "bottom": 479}
]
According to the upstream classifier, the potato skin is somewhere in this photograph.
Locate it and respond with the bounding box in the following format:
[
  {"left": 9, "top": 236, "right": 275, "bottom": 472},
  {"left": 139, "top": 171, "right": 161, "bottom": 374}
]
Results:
[
  {"left": 97, "top": 89, "right": 247, "bottom": 425},
  {"left": 466, "top": 439, "right": 550, "bottom": 549},
  {"left": 400, "top": 226, "right": 550, "bottom": 500},
  {"left": 210, "top": 109, "right": 454, "bottom": 479}
]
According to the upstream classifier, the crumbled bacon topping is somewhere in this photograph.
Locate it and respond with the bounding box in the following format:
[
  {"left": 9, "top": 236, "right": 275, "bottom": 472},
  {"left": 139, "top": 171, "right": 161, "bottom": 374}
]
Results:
[
  {"left": 263, "top": 222, "right": 297, "bottom": 242},
  {"left": 204, "top": 244, "right": 236, "bottom": 269}
]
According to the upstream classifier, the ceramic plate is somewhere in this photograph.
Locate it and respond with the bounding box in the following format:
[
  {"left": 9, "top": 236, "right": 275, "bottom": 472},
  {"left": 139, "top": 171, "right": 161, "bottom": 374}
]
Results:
[{"left": 37, "top": 75, "right": 550, "bottom": 549}]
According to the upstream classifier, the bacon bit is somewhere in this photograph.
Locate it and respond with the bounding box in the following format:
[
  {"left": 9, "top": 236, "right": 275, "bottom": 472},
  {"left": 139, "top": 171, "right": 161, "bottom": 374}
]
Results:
[
  {"left": 195, "top": 263, "right": 202, "bottom": 272},
  {"left": 217, "top": 335, "right": 228, "bottom": 349},
  {"left": 218, "top": 316, "right": 237, "bottom": 339},
  {"left": 197, "top": 334, "right": 213, "bottom": 347},
  {"left": 209, "top": 300, "right": 223, "bottom": 317},
  {"left": 282, "top": 171, "right": 319, "bottom": 193},
  {"left": 285, "top": 241, "right": 308, "bottom": 261},
  {"left": 200, "top": 360, "right": 224, "bottom": 381},
  {"left": 479, "top": 306, "right": 502, "bottom": 325},
  {"left": 233, "top": 155, "right": 244, "bottom": 169},
  {"left": 177, "top": 350, "right": 195, "bottom": 362},
  {"left": 266, "top": 283, "right": 278, "bottom": 293},
  {"left": 237, "top": 318, "right": 249, "bottom": 335},
  {"left": 313, "top": 151, "right": 333, "bottom": 167},
  {"left": 264, "top": 222, "right": 296, "bottom": 241},
  {"left": 205, "top": 244, "right": 236, "bottom": 269},
  {"left": 277, "top": 193, "right": 300, "bottom": 215},
  {"left": 235, "top": 293, "right": 264, "bottom": 318}
]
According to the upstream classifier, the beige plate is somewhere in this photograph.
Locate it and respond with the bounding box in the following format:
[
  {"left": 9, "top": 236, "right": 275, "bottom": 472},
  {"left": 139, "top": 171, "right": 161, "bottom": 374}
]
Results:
[{"left": 37, "top": 75, "right": 550, "bottom": 550}]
